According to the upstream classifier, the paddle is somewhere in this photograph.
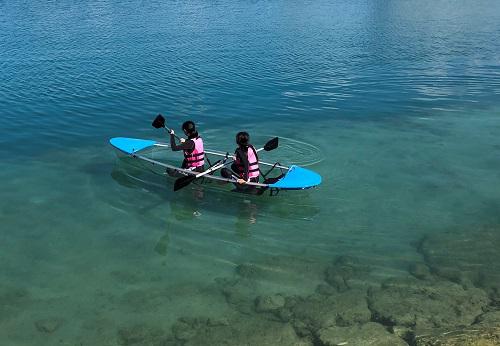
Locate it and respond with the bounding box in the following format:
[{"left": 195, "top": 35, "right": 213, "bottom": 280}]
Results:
[
  {"left": 263, "top": 136, "right": 278, "bottom": 152},
  {"left": 174, "top": 156, "right": 230, "bottom": 191},
  {"left": 221, "top": 168, "right": 238, "bottom": 180},
  {"left": 152, "top": 114, "right": 182, "bottom": 141},
  {"left": 173, "top": 137, "right": 279, "bottom": 191}
]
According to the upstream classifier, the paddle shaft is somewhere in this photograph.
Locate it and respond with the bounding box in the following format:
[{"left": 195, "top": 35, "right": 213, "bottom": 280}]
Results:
[
  {"left": 130, "top": 152, "right": 270, "bottom": 187},
  {"left": 193, "top": 159, "right": 229, "bottom": 179},
  {"left": 162, "top": 125, "right": 183, "bottom": 141}
]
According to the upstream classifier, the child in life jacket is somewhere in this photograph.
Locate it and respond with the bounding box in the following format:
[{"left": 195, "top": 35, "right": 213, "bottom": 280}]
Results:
[
  {"left": 231, "top": 131, "right": 260, "bottom": 184},
  {"left": 169, "top": 121, "right": 205, "bottom": 173}
]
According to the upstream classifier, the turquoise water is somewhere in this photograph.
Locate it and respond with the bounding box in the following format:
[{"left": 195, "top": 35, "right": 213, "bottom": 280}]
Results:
[{"left": 2, "top": 1, "right": 500, "bottom": 345}]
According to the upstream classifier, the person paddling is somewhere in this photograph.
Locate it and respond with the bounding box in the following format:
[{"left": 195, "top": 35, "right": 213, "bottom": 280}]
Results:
[
  {"left": 169, "top": 121, "right": 205, "bottom": 173},
  {"left": 231, "top": 131, "right": 260, "bottom": 185}
]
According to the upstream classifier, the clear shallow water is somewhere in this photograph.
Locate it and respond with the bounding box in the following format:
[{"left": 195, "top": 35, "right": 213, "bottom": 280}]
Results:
[{"left": 1, "top": 0, "right": 500, "bottom": 345}]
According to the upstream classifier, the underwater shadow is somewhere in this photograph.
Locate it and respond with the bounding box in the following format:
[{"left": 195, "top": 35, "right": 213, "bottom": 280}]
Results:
[{"left": 109, "top": 160, "right": 321, "bottom": 226}]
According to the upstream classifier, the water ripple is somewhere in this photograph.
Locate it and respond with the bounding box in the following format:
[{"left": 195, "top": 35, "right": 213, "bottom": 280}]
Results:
[{"left": 1, "top": 0, "right": 500, "bottom": 152}]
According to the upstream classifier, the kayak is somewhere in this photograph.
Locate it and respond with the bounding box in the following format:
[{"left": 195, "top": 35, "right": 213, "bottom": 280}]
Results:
[{"left": 109, "top": 137, "right": 322, "bottom": 194}]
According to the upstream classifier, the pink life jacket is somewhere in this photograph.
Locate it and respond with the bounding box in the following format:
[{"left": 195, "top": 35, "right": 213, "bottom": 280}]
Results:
[
  {"left": 234, "top": 145, "right": 260, "bottom": 179},
  {"left": 184, "top": 137, "right": 204, "bottom": 168}
]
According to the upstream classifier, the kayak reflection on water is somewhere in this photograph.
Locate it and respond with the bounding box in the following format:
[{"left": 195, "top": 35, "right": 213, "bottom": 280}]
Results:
[
  {"left": 109, "top": 162, "right": 320, "bottom": 226},
  {"left": 234, "top": 199, "right": 258, "bottom": 238}
]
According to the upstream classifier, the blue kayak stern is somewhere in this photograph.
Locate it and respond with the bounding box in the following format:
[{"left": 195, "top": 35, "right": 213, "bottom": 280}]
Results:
[
  {"left": 110, "top": 137, "right": 157, "bottom": 154},
  {"left": 269, "top": 165, "right": 322, "bottom": 190}
]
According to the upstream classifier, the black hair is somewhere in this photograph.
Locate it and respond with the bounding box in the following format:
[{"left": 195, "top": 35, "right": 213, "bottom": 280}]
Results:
[
  {"left": 182, "top": 121, "right": 198, "bottom": 139},
  {"left": 236, "top": 131, "right": 250, "bottom": 147}
]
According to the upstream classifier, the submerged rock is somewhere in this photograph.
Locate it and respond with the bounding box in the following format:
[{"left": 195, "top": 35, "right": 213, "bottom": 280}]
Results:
[
  {"left": 324, "top": 255, "right": 372, "bottom": 291},
  {"left": 255, "top": 294, "right": 286, "bottom": 313},
  {"left": 409, "top": 263, "right": 432, "bottom": 280},
  {"left": 391, "top": 325, "right": 414, "bottom": 341},
  {"left": 34, "top": 318, "right": 62, "bottom": 334},
  {"left": 170, "top": 315, "right": 311, "bottom": 346},
  {"left": 290, "top": 289, "right": 371, "bottom": 335},
  {"left": 318, "top": 322, "right": 409, "bottom": 346},
  {"left": 216, "top": 277, "right": 258, "bottom": 315},
  {"left": 172, "top": 318, "right": 206, "bottom": 341},
  {"left": 418, "top": 226, "right": 500, "bottom": 297},
  {"left": 475, "top": 311, "right": 500, "bottom": 326},
  {"left": 236, "top": 263, "right": 263, "bottom": 279},
  {"left": 316, "top": 283, "right": 337, "bottom": 296},
  {"left": 117, "top": 324, "right": 166, "bottom": 346},
  {"left": 207, "top": 317, "right": 230, "bottom": 327},
  {"left": 414, "top": 325, "right": 500, "bottom": 346},
  {"left": 369, "top": 276, "right": 489, "bottom": 330}
]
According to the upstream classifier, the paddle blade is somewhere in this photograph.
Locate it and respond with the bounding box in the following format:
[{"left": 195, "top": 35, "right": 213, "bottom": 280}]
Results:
[
  {"left": 264, "top": 137, "right": 279, "bottom": 151},
  {"left": 152, "top": 114, "right": 165, "bottom": 129},
  {"left": 221, "top": 168, "right": 237, "bottom": 179},
  {"left": 173, "top": 175, "right": 196, "bottom": 191}
]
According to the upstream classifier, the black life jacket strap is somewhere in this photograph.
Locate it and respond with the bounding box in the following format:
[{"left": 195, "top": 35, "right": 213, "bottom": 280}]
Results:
[{"left": 184, "top": 151, "right": 205, "bottom": 158}]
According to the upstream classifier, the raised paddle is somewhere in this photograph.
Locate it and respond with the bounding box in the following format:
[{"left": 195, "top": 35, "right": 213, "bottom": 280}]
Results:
[
  {"left": 152, "top": 114, "right": 182, "bottom": 141},
  {"left": 221, "top": 168, "right": 239, "bottom": 180},
  {"left": 173, "top": 137, "right": 279, "bottom": 191},
  {"left": 263, "top": 136, "right": 278, "bottom": 152}
]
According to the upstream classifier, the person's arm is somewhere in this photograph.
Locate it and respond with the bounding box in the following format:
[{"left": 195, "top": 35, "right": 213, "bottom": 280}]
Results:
[
  {"left": 170, "top": 131, "right": 194, "bottom": 151},
  {"left": 242, "top": 151, "right": 250, "bottom": 181},
  {"left": 236, "top": 149, "right": 250, "bottom": 183}
]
